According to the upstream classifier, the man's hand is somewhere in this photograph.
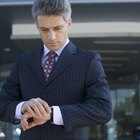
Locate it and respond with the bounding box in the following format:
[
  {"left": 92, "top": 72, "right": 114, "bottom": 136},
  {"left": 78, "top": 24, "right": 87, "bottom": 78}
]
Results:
[
  {"left": 21, "top": 111, "right": 51, "bottom": 131},
  {"left": 21, "top": 98, "right": 51, "bottom": 117},
  {"left": 20, "top": 98, "right": 51, "bottom": 131}
]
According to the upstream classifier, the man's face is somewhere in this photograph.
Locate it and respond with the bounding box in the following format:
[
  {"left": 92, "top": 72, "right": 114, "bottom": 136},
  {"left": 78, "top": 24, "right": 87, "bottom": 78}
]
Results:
[{"left": 36, "top": 15, "right": 72, "bottom": 51}]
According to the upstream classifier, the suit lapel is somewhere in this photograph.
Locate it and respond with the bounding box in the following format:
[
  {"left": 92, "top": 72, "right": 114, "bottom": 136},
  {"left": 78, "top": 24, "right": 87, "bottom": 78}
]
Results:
[
  {"left": 45, "top": 42, "right": 77, "bottom": 86},
  {"left": 31, "top": 47, "right": 46, "bottom": 85},
  {"left": 30, "top": 42, "right": 77, "bottom": 86}
]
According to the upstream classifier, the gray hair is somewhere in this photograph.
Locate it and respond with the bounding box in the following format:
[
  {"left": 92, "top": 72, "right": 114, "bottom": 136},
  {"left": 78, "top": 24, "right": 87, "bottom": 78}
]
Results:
[{"left": 32, "top": 0, "right": 72, "bottom": 21}]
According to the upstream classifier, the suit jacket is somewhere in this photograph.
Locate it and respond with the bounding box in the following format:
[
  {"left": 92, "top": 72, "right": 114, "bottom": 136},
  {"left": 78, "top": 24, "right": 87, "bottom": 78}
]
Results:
[{"left": 0, "top": 41, "right": 112, "bottom": 140}]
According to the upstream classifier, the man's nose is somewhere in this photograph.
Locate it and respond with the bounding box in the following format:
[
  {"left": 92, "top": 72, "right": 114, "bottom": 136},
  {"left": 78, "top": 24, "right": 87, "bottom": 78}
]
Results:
[{"left": 48, "top": 31, "right": 56, "bottom": 41}]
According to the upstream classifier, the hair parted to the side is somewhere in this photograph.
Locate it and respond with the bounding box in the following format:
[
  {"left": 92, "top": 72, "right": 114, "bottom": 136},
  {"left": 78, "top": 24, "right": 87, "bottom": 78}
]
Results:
[{"left": 32, "top": 0, "right": 72, "bottom": 21}]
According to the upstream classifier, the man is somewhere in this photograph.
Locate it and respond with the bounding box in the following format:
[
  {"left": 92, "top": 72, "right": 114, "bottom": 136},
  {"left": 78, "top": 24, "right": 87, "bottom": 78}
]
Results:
[{"left": 0, "top": 0, "right": 112, "bottom": 139}]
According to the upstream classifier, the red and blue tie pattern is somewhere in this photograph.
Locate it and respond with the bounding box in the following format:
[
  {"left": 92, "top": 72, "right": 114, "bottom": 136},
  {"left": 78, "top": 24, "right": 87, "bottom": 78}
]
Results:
[{"left": 43, "top": 51, "right": 57, "bottom": 81}]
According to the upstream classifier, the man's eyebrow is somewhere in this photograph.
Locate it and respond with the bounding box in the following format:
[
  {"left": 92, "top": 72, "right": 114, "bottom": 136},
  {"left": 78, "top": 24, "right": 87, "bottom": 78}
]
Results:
[
  {"left": 55, "top": 25, "right": 64, "bottom": 28},
  {"left": 54, "top": 24, "right": 65, "bottom": 27}
]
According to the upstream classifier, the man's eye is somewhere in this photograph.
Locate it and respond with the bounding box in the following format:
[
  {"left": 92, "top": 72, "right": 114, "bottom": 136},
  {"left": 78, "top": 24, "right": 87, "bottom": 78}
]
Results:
[
  {"left": 55, "top": 27, "right": 61, "bottom": 30},
  {"left": 40, "top": 29, "right": 49, "bottom": 32}
]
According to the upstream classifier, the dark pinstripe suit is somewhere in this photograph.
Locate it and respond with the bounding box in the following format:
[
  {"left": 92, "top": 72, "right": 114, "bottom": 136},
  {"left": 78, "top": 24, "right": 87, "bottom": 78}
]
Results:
[{"left": 0, "top": 41, "right": 112, "bottom": 140}]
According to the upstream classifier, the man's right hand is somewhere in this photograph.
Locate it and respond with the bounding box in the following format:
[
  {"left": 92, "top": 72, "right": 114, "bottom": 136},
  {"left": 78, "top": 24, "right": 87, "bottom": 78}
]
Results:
[{"left": 21, "top": 97, "right": 51, "bottom": 117}]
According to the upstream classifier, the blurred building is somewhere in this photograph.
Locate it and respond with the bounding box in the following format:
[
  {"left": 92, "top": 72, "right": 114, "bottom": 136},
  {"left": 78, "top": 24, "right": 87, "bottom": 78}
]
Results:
[{"left": 0, "top": 0, "right": 140, "bottom": 139}]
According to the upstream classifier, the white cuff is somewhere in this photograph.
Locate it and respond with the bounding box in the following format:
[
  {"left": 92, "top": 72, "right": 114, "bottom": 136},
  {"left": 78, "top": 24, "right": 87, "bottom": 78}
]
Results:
[
  {"left": 52, "top": 106, "right": 64, "bottom": 125},
  {"left": 15, "top": 101, "right": 25, "bottom": 119}
]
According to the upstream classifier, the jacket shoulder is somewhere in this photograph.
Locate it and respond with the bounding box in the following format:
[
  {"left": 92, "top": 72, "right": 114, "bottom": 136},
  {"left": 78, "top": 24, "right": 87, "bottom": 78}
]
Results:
[
  {"left": 76, "top": 46, "right": 101, "bottom": 60},
  {"left": 16, "top": 49, "right": 40, "bottom": 62}
]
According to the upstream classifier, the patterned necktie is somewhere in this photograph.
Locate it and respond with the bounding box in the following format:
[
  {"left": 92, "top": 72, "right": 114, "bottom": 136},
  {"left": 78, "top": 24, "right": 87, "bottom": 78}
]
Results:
[{"left": 43, "top": 51, "right": 57, "bottom": 81}]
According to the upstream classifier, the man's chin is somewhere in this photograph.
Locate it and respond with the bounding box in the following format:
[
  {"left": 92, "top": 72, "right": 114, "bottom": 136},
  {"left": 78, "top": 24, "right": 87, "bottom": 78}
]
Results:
[{"left": 47, "top": 45, "right": 60, "bottom": 51}]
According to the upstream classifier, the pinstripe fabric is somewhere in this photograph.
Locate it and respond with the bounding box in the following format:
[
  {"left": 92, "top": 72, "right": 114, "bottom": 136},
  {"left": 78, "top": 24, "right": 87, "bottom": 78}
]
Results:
[{"left": 0, "top": 41, "right": 112, "bottom": 140}]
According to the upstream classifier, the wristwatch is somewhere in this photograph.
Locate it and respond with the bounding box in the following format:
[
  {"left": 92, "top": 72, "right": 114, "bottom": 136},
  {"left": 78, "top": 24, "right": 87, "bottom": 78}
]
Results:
[{"left": 50, "top": 107, "right": 53, "bottom": 122}]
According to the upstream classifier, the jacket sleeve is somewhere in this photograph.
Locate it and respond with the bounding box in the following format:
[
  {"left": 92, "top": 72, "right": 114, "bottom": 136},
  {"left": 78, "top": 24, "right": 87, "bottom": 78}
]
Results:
[
  {"left": 0, "top": 59, "right": 21, "bottom": 124},
  {"left": 59, "top": 53, "right": 112, "bottom": 132}
]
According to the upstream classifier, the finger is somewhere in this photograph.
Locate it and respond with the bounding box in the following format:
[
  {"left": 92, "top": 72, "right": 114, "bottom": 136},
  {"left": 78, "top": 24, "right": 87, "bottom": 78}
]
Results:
[
  {"left": 37, "top": 98, "right": 51, "bottom": 114},
  {"left": 21, "top": 119, "right": 28, "bottom": 131},
  {"left": 21, "top": 112, "right": 32, "bottom": 131},
  {"left": 21, "top": 102, "right": 35, "bottom": 116},
  {"left": 35, "top": 114, "right": 50, "bottom": 121},
  {"left": 30, "top": 98, "right": 46, "bottom": 117},
  {"left": 23, "top": 98, "right": 51, "bottom": 117},
  {"left": 21, "top": 121, "right": 27, "bottom": 131},
  {"left": 25, "top": 119, "right": 38, "bottom": 130},
  {"left": 22, "top": 113, "right": 29, "bottom": 125},
  {"left": 30, "top": 98, "right": 51, "bottom": 117},
  {"left": 23, "top": 99, "right": 43, "bottom": 117}
]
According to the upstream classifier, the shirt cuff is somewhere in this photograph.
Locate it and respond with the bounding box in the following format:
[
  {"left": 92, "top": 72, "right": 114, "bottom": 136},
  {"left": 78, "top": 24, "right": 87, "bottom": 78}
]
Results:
[
  {"left": 52, "top": 106, "right": 64, "bottom": 125},
  {"left": 15, "top": 101, "right": 25, "bottom": 119}
]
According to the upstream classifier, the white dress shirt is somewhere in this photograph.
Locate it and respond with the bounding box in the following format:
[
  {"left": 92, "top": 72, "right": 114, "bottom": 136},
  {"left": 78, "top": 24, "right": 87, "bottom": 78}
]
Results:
[{"left": 15, "top": 38, "right": 70, "bottom": 125}]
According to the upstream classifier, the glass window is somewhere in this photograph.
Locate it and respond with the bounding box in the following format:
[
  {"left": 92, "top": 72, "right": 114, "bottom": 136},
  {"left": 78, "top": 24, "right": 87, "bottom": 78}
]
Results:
[
  {"left": 0, "top": 44, "right": 22, "bottom": 140},
  {"left": 110, "top": 86, "right": 140, "bottom": 140}
]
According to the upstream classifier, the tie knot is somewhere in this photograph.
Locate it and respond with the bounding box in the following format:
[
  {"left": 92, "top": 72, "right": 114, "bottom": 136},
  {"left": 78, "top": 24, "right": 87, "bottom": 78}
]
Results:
[{"left": 47, "top": 51, "right": 57, "bottom": 58}]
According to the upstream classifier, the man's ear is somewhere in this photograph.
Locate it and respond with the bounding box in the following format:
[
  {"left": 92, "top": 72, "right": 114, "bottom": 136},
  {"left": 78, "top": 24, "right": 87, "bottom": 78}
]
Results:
[{"left": 67, "top": 19, "right": 72, "bottom": 29}]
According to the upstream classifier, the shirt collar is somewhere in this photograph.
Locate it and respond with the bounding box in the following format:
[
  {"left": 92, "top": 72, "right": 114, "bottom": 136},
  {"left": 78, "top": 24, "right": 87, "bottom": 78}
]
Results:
[{"left": 43, "top": 38, "right": 69, "bottom": 58}]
